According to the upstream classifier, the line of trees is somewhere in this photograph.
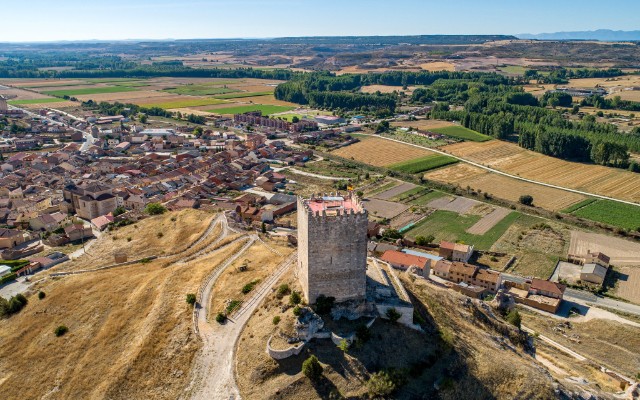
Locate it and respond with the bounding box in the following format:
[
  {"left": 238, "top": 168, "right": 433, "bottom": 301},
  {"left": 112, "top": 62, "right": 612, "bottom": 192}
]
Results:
[{"left": 525, "top": 68, "right": 624, "bottom": 84}]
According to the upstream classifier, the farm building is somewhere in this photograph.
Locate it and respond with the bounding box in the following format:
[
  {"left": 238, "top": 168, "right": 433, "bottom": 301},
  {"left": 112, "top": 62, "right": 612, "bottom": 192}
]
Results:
[
  {"left": 438, "top": 240, "right": 474, "bottom": 263},
  {"left": 580, "top": 263, "right": 608, "bottom": 285},
  {"left": 432, "top": 260, "right": 502, "bottom": 293},
  {"left": 380, "top": 250, "right": 431, "bottom": 277}
]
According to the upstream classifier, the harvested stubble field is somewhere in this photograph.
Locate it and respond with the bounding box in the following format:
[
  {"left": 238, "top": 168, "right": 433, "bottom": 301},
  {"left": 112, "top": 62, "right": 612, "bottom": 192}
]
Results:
[
  {"left": 206, "top": 104, "right": 293, "bottom": 115},
  {"left": 332, "top": 136, "right": 433, "bottom": 167},
  {"left": 391, "top": 119, "right": 455, "bottom": 130},
  {"left": 425, "top": 162, "right": 586, "bottom": 211},
  {"left": 8, "top": 97, "right": 69, "bottom": 105},
  {"left": 362, "top": 198, "right": 409, "bottom": 219},
  {"left": 41, "top": 86, "right": 139, "bottom": 97},
  {"left": 373, "top": 181, "right": 417, "bottom": 200},
  {"left": 74, "top": 90, "right": 178, "bottom": 103},
  {"left": 568, "top": 231, "right": 640, "bottom": 266},
  {"left": 466, "top": 207, "right": 512, "bottom": 235},
  {"left": 613, "top": 266, "right": 640, "bottom": 304},
  {"left": 0, "top": 210, "right": 233, "bottom": 400},
  {"left": 442, "top": 140, "right": 640, "bottom": 203}
]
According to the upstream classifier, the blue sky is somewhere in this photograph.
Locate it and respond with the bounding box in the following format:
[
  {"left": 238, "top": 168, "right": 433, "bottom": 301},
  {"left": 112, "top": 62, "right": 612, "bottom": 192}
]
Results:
[{"left": 5, "top": 0, "right": 640, "bottom": 42}]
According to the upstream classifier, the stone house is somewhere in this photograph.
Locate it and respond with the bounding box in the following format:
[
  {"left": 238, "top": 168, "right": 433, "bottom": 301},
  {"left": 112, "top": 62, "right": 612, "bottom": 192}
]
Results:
[
  {"left": 0, "top": 228, "right": 27, "bottom": 249},
  {"left": 439, "top": 241, "right": 474, "bottom": 263}
]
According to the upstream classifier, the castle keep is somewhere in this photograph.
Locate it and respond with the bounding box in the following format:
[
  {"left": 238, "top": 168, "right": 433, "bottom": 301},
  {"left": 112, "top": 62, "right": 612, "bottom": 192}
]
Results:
[{"left": 297, "top": 193, "right": 368, "bottom": 303}]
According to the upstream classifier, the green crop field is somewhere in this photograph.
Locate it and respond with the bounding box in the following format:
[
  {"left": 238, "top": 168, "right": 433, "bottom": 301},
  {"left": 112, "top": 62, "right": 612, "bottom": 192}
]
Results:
[
  {"left": 431, "top": 126, "right": 492, "bottom": 142},
  {"left": 561, "top": 198, "right": 597, "bottom": 214},
  {"left": 42, "top": 86, "right": 139, "bottom": 96},
  {"left": 208, "top": 104, "right": 294, "bottom": 115},
  {"left": 8, "top": 98, "right": 67, "bottom": 105},
  {"left": 570, "top": 200, "right": 640, "bottom": 231},
  {"left": 388, "top": 154, "right": 458, "bottom": 174},
  {"left": 271, "top": 113, "right": 304, "bottom": 122},
  {"left": 406, "top": 210, "right": 519, "bottom": 250},
  {"left": 164, "top": 85, "right": 239, "bottom": 96},
  {"left": 499, "top": 65, "right": 528, "bottom": 75},
  {"left": 408, "top": 190, "right": 448, "bottom": 205},
  {"left": 213, "top": 91, "right": 273, "bottom": 99},
  {"left": 144, "top": 98, "right": 228, "bottom": 109}
]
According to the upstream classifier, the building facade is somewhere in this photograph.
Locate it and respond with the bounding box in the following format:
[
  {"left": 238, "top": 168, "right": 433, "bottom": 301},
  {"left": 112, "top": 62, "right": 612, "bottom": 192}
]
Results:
[{"left": 297, "top": 193, "right": 368, "bottom": 303}]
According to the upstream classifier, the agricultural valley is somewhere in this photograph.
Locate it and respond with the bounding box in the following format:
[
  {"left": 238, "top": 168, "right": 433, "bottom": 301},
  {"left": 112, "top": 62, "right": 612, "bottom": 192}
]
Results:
[{"left": 1, "top": 10, "right": 640, "bottom": 400}]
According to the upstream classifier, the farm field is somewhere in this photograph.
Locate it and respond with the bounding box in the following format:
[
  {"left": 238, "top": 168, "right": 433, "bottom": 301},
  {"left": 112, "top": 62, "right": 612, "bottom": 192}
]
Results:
[
  {"left": 206, "top": 104, "right": 294, "bottom": 115},
  {"left": 424, "top": 163, "right": 586, "bottom": 211},
  {"left": 492, "top": 214, "right": 570, "bottom": 278},
  {"left": 406, "top": 210, "right": 520, "bottom": 250},
  {"left": 373, "top": 182, "right": 417, "bottom": 200},
  {"left": 359, "top": 84, "right": 408, "bottom": 94},
  {"left": 388, "top": 154, "right": 458, "bottom": 174},
  {"left": 362, "top": 198, "right": 409, "bottom": 219},
  {"left": 391, "top": 119, "right": 455, "bottom": 130},
  {"left": 332, "top": 136, "right": 433, "bottom": 166},
  {"left": 212, "top": 91, "right": 271, "bottom": 99},
  {"left": 612, "top": 266, "right": 640, "bottom": 304},
  {"left": 408, "top": 190, "right": 448, "bottom": 205},
  {"left": 441, "top": 140, "right": 640, "bottom": 204},
  {"left": 431, "top": 126, "right": 492, "bottom": 142},
  {"left": 466, "top": 207, "right": 512, "bottom": 235},
  {"left": 164, "top": 85, "right": 238, "bottom": 96},
  {"left": 8, "top": 97, "right": 69, "bottom": 105},
  {"left": 42, "top": 86, "right": 139, "bottom": 96},
  {"left": 569, "top": 199, "right": 640, "bottom": 230},
  {"left": 568, "top": 231, "right": 640, "bottom": 266},
  {"left": 143, "top": 97, "right": 228, "bottom": 109}
]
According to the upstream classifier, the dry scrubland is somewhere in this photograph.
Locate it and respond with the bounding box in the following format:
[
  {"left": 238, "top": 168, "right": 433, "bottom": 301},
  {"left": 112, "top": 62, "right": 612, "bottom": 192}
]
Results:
[
  {"left": 236, "top": 271, "right": 558, "bottom": 399},
  {"left": 441, "top": 140, "right": 640, "bottom": 203},
  {"left": 424, "top": 163, "right": 586, "bottom": 211},
  {"left": 0, "top": 210, "right": 229, "bottom": 400},
  {"left": 332, "top": 136, "right": 433, "bottom": 166}
]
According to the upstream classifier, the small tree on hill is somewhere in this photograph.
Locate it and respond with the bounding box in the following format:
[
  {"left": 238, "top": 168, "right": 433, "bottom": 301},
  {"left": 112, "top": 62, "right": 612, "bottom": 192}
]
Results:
[
  {"left": 54, "top": 325, "right": 68, "bottom": 337},
  {"left": 302, "top": 355, "right": 323, "bottom": 381},
  {"left": 337, "top": 338, "right": 350, "bottom": 353},
  {"left": 519, "top": 195, "right": 534, "bottom": 206},
  {"left": 145, "top": 203, "right": 167, "bottom": 215},
  {"left": 367, "top": 371, "right": 396, "bottom": 397},
  {"left": 506, "top": 309, "right": 522, "bottom": 329},
  {"left": 289, "top": 291, "right": 302, "bottom": 306},
  {"left": 186, "top": 293, "right": 196, "bottom": 306}
]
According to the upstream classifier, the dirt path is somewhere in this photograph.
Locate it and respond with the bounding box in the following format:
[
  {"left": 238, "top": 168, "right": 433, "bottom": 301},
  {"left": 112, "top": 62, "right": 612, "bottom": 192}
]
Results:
[
  {"left": 286, "top": 167, "right": 350, "bottom": 181},
  {"left": 522, "top": 325, "right": 587, "bottom": 361},
  {"left": 183, "top": 250, "right": 296, "bottom": 400}
]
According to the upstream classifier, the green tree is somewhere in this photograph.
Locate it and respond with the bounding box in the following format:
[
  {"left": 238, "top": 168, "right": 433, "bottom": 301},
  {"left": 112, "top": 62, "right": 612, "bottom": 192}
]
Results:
[
  {"left": 302, "top": 355, "right": 323, "bottom": 381},
  {"left": 356, "top": 190, "right": 364, "bottom": 198},
  {"left": 506, "top": 309, "right": 522, "bottom": 329},
  {"left": 139, "top": 114, "right": 148, "bottom": 124},
  {"left": 289, "top": 291, "right": 302, "bottom": 306},
  {"left": 113, "top": 206, "right": 126, "bottom": 217},
  {"left": 519, "top": 195, "right": 534, "bottom": 206},
  {"left": 38, "top": 291, "right": 46, "bottom": 300},
  {"left": 291, "top": 116, "right": 300, "bottom": 123},
  {"left": 375, "top": 120, "right": 390, "bottom": 133},
  {"left": 337, "top": 338, "right": 350, "bottom": 353},
  {"left": 145, "top": 203, "right": 167, "bottom": 215},
  {"left": 367, "top": 371, "right": 396, "bottom": 397},
  {"left": 415, "top": 235, "right": 435, "bottom": 246},
  {"left": 54, "top": 325, "right": 69, "bottom": 337},
  {"left": 186, "top": 293, "right": 196, "bottom": 306},
  {"left": 261, "top": 222, "right": 267, "bottom": 234}
]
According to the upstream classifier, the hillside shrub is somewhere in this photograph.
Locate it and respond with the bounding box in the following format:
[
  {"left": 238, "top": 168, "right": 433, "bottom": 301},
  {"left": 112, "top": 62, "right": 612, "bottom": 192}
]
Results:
[
  {"left": 54, "top": 325, "right": 68, "bottom": 337},
  {"left": 276, "top": 284, "right": 290, "bottom": 298},
  {"left": 215, "top": 313, "right": 226, "bottom": 324},
  {"left": 272, "top": 316, "right": 281, "bottom": 325},
  {"left": 186, "top": 293, "right": 196, "bottom": 306},
  {"left": 506, "top": 309, "right": 522, "bottom": 329},
  {"left": 145, "top": 202, "right": 167, "bottom": 215},
  {"left": 289, "top": 291, "right": 301, "bottom": 305},
  {"left": 302, "top": 355, "right": 323, "bottom": 381},
  {"left": 38, "top": 291, "right": 46, "bottom": 300},
  {"left": 367, "top": 371, "right": 396, "bottom": 397}
]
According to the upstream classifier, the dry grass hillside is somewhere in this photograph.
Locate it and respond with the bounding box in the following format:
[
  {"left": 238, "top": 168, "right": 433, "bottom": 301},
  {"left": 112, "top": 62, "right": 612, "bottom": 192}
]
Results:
[
  {"left": 0, "top": 210, "right": 244, "bottom": 399},
  {"left": 236, "top": 271, "right": 561, "bottom": 399},
  {"left": 56, "top": 209, "right": 216, "bottom": 272}
]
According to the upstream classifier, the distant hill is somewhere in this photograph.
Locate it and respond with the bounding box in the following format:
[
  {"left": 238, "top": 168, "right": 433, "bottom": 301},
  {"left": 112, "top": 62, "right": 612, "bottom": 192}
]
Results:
[{"left": 518, "top": 29, "right": 640, "bottom": 41}]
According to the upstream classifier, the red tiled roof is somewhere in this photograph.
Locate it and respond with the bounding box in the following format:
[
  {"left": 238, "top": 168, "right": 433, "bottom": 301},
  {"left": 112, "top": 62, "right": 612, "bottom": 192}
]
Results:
[
  {"left": 530, "top": 278, "right": 566, "bottom": 296},
  {"left": 381, "top": 250, "right": 428, "bottom": 268}
]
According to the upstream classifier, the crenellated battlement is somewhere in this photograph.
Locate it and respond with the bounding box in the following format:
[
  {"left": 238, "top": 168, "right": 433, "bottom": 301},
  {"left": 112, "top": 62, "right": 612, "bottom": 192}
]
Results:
[{"left": 298, "top": 192, "right": 367, "bottom": 220}]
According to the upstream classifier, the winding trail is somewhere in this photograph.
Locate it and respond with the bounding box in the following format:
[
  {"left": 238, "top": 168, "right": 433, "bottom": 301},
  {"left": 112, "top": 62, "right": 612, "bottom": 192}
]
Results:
[
  {"left": 184, "top": 248, "right": 297, "bottom": 400},
  {"left": 369, "top": 134, "right": 640, "bottom": 208}
]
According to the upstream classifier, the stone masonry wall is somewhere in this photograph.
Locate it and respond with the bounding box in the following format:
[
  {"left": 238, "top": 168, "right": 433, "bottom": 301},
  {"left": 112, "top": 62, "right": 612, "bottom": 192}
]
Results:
[{"left": 297, "top": 196, "right": 368, "bottom": 303}]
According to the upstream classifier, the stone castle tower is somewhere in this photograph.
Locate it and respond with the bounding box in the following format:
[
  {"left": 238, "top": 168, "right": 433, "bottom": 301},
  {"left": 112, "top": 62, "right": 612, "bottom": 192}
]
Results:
[{"left": 297, "top": 193, "right": 368, "bottom": 303}]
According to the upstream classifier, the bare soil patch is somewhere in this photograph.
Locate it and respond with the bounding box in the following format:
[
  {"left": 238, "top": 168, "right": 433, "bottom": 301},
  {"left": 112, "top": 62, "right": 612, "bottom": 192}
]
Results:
[
  {"left": 373, "top": 182, "right": 417, "bottom": 200},
  {"left": 391, "top": 119, "right": 455, "bottom": 130},
  {"left": 362, "top": 198, "right": 409, "bottom": 219},
  {"left": 467, "top": 207, "right": 511, "bottom": 235}
]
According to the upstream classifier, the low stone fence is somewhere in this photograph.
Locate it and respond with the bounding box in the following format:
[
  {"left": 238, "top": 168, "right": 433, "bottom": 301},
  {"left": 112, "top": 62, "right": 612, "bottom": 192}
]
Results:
[{"left": 266, "top": 336, "right": 306, "bottom": 360}]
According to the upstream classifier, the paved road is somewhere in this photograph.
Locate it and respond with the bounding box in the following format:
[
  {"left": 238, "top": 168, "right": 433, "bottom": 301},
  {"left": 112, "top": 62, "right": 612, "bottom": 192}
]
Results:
[
  {"left": 285, "top": 167, "right": 351, "bottom": 181},
  {"left": 369, "top": 134, "right": 640, "bottom": 208},
  {"left": 564, "top": 288, "right": 640, "bottom": 316},
  {"left": 8, "top": 105, "right": 94, "bottom": 153}
]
